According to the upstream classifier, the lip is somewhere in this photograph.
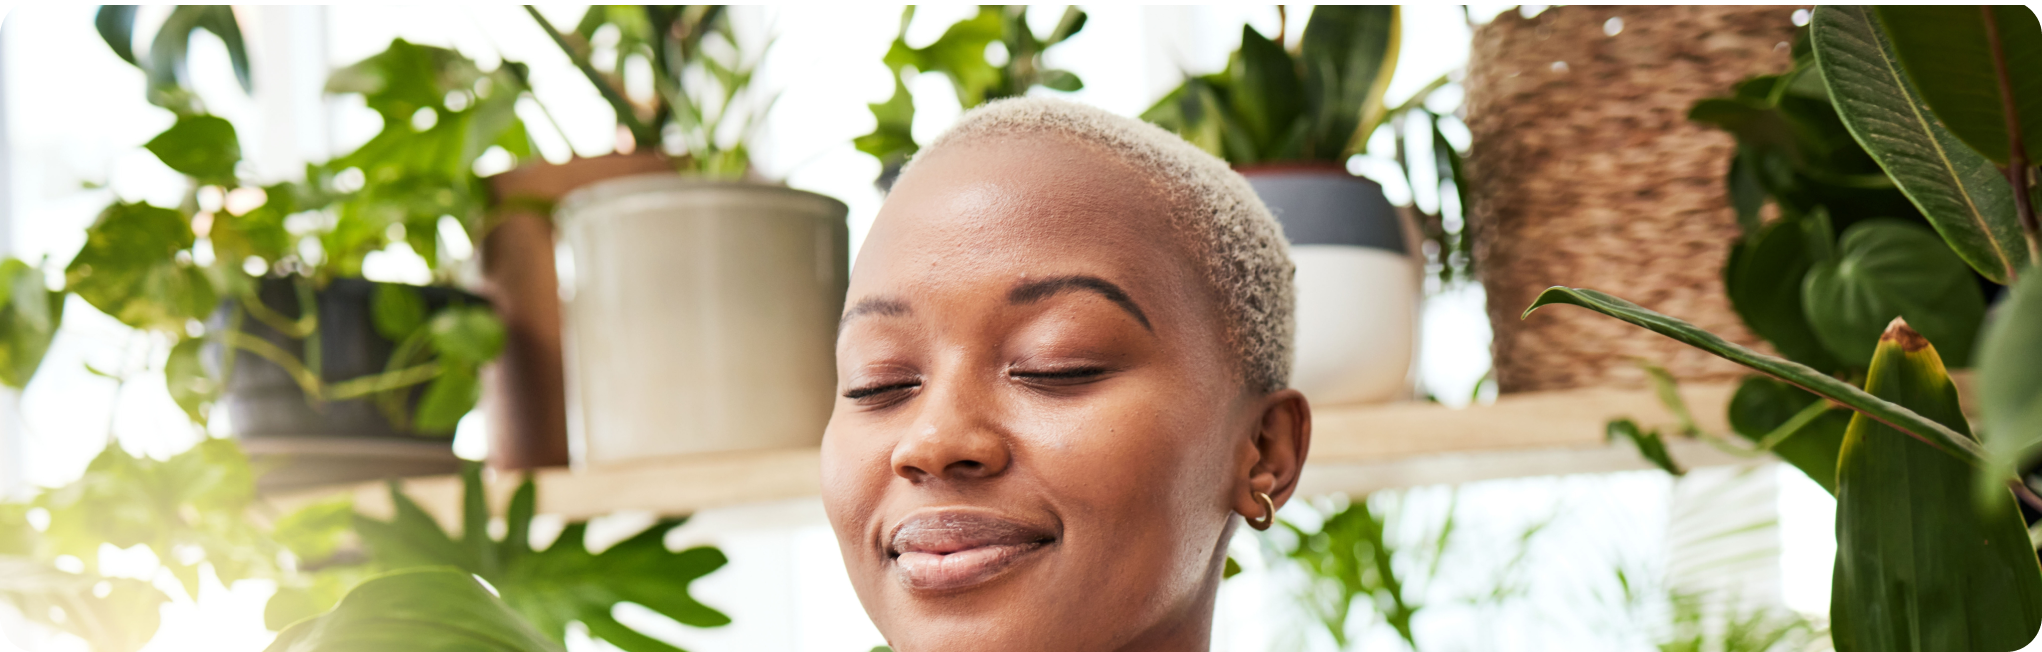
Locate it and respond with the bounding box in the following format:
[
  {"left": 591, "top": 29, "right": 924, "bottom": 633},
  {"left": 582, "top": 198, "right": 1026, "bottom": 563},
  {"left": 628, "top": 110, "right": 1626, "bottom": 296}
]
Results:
[{"left": 887, "top": 508, "right": 1058, "bottom": 592}]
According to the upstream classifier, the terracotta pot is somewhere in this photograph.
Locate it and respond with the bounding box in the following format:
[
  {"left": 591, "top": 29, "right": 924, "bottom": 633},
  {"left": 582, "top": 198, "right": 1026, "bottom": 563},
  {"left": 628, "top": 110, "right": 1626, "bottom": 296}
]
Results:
[
  {"left": 1464, "top": 5, "right": 1799, "bottom": 393},
  {"left": 481, "top": 154, "right": 671, "bottom": 470}
]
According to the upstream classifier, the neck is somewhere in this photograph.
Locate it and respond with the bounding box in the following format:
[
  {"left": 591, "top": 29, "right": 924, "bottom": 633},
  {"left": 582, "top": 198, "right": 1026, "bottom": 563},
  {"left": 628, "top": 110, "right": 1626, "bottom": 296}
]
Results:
[{"left": 1113, "top": 528, "right": 1231, "bottom": 652}]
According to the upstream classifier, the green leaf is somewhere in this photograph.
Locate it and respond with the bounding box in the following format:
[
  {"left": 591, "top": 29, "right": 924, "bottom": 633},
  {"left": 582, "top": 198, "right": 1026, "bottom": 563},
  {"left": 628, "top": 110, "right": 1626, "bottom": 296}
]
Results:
[
  {"left": 371, "top": 284, "right": 427, "bottom": 342},
  {"left": 165, "top": 337, "right": 215, "bottom": 423},
  {"left": 0, "top": 258, "right": 63, "bottom": 388},
  {"left": 1230, "top": 25, "right": 1305, "bottom": 162},
  {"left": 1722, "top": 217, "right": 1841, "bottom": 371},
  {"left": 1876, "top": 6, "right": 2042, "bottom": 167},
  {"left": 1524, "top": 287, "right": 1984, "bottom": 465},
  {"left": 1299, "top": 5, "right": 1399, "bottom": 158},
  {"left": 95, "top": 5, "right": 140, "bottom": 66},
  {"left": 1811, "top": 5, "right": 2029, "bottom": 284},
  {"left": 853, "top": 73, "right": 918, "bottom": 170},
  {"left": 1728, "top": 376, "right": 1849, "bottom": 494},
  {"left": 1607, "top": 419, "right": 1685, "bottom": 476},
  {"left": 414, "top": 363, "right": 478, "bottom": 433},
  {"left": 212, "top": 183, "right": 297, "bottom": 266},
  {"left": 65, "top": 202, "right": 217, "bottom": 332},
  {"left": 1801, "top": 220, "right": 1986, "bottom": 369},
  {"left": 1046, "top": 7, "right": 1087, "bottom": 45},
  {"left": 265, "top": 568, "right": 566, "bottom": 652},
  {"left": 144, "top": 5, "right": 253, "bottom": 108},
  {"left": 1039, "top": 69, "right": 1083, "bottom": 92},
  {"left": 428, "top": 306, "right": 505, "bottom": 365},
  {"left": 360, "top": 474, "right": 730, "bottom": 652},
  {"left": 33, "top": 438, "right": 272, "bottom": 598},
  {"left": 1831, "top": 320, "right": 2042, "bottom": 652},
  {"left": 272, "top": 496, "right": 356, "bottom": 564},
  {"left": 1978, "top": 270, "right": 2042, "bottom": 495},
  {"left": 146, "top": 115, "right": 241, "bottom": 181}
]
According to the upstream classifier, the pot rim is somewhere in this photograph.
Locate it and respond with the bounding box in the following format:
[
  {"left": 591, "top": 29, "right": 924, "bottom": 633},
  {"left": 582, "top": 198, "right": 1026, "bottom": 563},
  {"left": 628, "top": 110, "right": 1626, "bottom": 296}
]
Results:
[{"left": 558, "top": 172, "right": 849, "bottom": 222}]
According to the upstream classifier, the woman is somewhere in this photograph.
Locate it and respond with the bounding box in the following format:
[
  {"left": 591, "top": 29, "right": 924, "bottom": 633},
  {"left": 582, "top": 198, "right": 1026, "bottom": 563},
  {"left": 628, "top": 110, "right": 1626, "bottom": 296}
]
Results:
[{"left": 823, "top": 97, "right": 1313, "bottom": 651}]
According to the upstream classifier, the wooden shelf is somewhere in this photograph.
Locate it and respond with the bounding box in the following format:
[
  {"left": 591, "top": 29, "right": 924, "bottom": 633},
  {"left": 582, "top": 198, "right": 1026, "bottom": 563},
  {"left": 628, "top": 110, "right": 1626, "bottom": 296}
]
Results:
[{"left": 282, "top": 382, "right": 1751, "bottom": 525}]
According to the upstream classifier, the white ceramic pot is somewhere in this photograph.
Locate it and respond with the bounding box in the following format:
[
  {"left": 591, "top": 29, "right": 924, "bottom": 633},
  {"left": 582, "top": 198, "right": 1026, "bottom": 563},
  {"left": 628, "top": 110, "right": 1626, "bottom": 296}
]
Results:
[
  {"left": 556, "top": 176, "right": 849, "bottom": 465},
  {"left": 1243, "top": 168, "right": 1417, "bottom": 406}
]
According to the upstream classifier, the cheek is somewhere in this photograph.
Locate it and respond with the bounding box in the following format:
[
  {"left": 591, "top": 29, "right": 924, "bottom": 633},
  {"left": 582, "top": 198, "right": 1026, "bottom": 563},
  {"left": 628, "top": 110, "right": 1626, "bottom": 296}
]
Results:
[
  {"left": 1015, "top": 375, "right": 1236, "bottom": 534},
  {"left": 820, "top": 414, "right": 889, "bottom": 548}
]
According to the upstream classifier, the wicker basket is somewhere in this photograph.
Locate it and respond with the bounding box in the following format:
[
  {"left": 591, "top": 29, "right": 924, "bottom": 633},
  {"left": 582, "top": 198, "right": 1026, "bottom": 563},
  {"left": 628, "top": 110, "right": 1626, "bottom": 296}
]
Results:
[{"left": 1466, "top": 5, "right": 1800, "bottom": 393}]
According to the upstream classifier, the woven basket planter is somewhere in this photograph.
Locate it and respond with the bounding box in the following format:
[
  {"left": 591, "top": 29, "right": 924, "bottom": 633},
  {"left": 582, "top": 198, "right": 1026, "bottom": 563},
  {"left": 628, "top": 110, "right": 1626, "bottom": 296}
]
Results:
[{"left": 1465, "top": 5, "right": 1800, "bottom": 394}]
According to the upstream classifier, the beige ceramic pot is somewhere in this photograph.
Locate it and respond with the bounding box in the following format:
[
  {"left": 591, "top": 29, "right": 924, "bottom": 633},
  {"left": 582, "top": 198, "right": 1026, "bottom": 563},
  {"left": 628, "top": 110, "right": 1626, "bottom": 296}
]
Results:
[{"left": 556, "top": 176, "right": 849, "bottom": 466}]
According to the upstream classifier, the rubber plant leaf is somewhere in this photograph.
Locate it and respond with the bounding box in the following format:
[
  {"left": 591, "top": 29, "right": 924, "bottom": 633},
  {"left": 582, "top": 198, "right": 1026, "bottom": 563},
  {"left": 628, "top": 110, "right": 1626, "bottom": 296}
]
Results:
[
  {"left": 1810, "top": 5, "right": 2027, "bottom": 284},
  {"left": 264, "top": 568, "right": 565, "bottom": 652},
  {"left": 1524, "top": 287, "right": 1983, "bottom": 465},
  {"left": 1801, "top": 220, "right": 1986, "bottom": 369},
  {"left": 1977, "top": 271, "right": 2042, "bottom": 500},
  {"left": 1874, "top": 6, "right": 2042, "bottom": 167},
  {"left": 1830, "top": 319, "right": 2042, "bottom": 652},
  {"left": 1727, "top": 375, "right": 1848, "bottom": 494},
  {"left": 1298, "top": 5, "right": 1399, "bottom": 159}
]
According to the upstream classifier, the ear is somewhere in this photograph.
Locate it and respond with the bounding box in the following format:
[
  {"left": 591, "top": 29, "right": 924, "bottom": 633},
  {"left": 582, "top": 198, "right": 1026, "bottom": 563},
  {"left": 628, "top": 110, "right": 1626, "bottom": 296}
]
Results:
[{"left": 1231, "top": 388, "right": 1311, "bottom": 529}]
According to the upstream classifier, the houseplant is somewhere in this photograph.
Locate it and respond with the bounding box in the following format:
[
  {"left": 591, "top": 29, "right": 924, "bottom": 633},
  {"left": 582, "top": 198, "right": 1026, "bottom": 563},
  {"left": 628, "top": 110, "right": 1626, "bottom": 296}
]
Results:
[
  {"left": 1144, "top": 6, "right": 1416, "bottom": 405},
  {"left": 86, "top": 8, "right": 519, "bottom": 487},
  {"left": 1530, "top": 6, "right": 2042, "bottom": 648},
  {"left": 0, "top": 439, "right": 728, "bottom": 652},
  {"left": 515, "top": 6, "right": 850, "bottom": 465},
  {"left": 854, "top": 5, "right": 1089, "bottom": 190}
]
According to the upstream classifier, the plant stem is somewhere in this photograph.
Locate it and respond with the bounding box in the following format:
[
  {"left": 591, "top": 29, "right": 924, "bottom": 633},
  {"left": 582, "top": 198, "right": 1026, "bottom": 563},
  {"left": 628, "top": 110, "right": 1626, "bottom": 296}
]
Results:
[
  {"left": 523, "top": 5, "right": 655, "bottom": 150},
  {"left": 2011, "top": 479, "right": 2042, "bottom": 514},
  {"left": 1983, "top": 6, "right": 2042, "bottom": 263}
]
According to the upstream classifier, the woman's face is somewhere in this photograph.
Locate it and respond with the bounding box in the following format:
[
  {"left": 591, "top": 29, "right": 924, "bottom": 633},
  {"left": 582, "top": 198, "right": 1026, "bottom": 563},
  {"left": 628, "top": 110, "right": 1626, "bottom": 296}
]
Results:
[{"left": 823, "top": 134, "right": 1305, "bottom": 651}]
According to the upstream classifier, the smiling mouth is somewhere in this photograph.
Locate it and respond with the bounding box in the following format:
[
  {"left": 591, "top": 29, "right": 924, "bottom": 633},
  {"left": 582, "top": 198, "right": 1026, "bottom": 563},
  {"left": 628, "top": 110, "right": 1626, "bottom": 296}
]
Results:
[{"left": 888, "top": 510, "right": 1058, "bottom": 592}]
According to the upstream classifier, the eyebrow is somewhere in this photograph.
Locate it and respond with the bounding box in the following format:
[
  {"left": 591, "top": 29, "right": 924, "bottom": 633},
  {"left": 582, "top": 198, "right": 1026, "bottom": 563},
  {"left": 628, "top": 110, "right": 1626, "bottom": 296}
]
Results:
[
  {"left": 1008, "top": 275, "right": 1153, "bottom": 331},
  {"left": 839, "top": 296, "right": 911, "bottom": 333}
]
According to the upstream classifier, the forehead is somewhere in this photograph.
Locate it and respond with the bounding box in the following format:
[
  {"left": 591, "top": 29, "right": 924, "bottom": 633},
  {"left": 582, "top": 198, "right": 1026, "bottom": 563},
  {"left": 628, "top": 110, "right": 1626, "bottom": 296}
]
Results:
[{"left": 854, "top": 133, "right": 1199, "bottom": 294}]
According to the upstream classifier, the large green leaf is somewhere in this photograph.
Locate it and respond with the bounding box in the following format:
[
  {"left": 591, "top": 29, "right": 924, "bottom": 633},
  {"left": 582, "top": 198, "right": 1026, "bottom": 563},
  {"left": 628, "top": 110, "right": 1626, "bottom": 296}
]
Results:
[
  {"left": 1727, "top": 375, "right": 1849, "bottom": 494},
  {"left": 1524, "top": 287, "right": 1983, "bottom": 464},
  {"left": 265, "top": 568, "right": 565, "bottom": 652},
  {"left": 1811, "top": 5, "right": 2029, "bottom": 284},
  {"left": 1231, "top": 25, "right": 1305, "bottom": 162},
  {"left": 1298, "top": 5, "right": 1399, "bottom": 159},
  {"left": 1978, "top": 271, "right": 2042, "bottom": 495},
  {"left": 1722, "top": 217, "right": 1840, "bottom": 371},
  {"left": 146, "top": 115, "right": 241, "bottom": 182},
  {"left": 65, "top": 202, "right": 216, "bottom": 332},
  {"left": 356, "top": 464, "right": 729, "bottom": 652},
  {"left": 1831, "top": 320, "right": 2042, "bottom": 652},
  {"left": 1876, "top": 6, "right": 2042, "bottom": 167},
  {"left": 1801, "top": 220, "right": 1986, "bottom": 369},
  {"left": 144, "top": 5, "right": 252, "bottom": 110},
  {"left": 429, "top": 306, "right": 505, "bottom": 365}
]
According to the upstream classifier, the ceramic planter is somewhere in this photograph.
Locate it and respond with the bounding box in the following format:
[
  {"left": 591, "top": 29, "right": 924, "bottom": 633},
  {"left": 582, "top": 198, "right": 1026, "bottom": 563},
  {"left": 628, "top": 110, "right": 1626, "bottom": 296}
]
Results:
[
  {"left": 1243, "top": 166, "right": 1417, "bottom": 405},
  {"left": 556, "top": 176, "right": 848, "bottom": 466}
]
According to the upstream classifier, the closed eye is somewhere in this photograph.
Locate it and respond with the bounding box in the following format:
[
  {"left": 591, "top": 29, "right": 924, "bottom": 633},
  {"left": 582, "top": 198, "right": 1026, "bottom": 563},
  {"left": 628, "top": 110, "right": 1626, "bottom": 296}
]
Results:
[
  {"left": 1009, "top": 367, "right": 1110, "bottom": 386},
  {"left": 844, "top": 381, "right": 920, "bottom": 401}
]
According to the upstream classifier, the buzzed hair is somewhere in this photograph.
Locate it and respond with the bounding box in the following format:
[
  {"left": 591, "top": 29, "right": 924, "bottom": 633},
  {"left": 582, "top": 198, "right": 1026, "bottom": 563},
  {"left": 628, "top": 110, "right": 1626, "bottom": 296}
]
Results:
[{"left": 906, "top": 97, "right": 1296, "bottom": 394}]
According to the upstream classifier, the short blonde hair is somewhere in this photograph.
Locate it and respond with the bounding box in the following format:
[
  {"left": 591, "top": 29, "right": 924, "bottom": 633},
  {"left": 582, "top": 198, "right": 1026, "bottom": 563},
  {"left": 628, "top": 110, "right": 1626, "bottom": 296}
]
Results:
[{"left": 908, "top": 97, "right": 1296, "bottom": 393}]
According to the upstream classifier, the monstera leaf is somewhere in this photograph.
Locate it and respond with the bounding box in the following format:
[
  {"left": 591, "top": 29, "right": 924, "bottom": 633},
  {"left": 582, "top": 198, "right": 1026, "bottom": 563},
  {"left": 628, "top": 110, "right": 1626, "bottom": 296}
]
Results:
[{"left": 352, "top": 464, "right": 728, "bottom": 652}]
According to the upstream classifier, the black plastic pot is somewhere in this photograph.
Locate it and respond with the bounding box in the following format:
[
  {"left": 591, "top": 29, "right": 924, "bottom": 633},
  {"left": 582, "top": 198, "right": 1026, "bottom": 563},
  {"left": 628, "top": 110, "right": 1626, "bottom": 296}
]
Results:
[{"left": 211, "top": 277, "right": 484, "bottom": 490}]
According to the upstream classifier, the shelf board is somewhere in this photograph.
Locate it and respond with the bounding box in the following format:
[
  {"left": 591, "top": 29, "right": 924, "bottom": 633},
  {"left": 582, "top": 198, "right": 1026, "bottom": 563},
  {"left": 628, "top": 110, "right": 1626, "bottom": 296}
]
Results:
[{"left": 281, "top": 381, "right": 1751, "bottom": 525}]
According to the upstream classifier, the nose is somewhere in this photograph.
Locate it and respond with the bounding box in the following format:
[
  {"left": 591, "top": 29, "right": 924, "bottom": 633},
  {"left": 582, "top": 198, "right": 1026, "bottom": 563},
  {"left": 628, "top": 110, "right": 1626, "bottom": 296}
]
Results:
[{"left": 890, "top": 381, "right": 1011, "bottom": 484}]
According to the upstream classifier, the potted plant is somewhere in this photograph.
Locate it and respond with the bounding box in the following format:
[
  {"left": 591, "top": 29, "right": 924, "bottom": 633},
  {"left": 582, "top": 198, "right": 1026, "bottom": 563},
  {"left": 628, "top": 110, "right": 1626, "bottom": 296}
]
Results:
[
  {"left": 506, "top": 7, "right": 851, "bottom": 466},
  {"left": 86, "top": 8, "right": 519, "bottom": 489},
  {"left": 854, "top": 5, "right": 1090, "bottom": 190},
  {"left": 1144, "top": 6, "right": 1417, "bottom": 405}
]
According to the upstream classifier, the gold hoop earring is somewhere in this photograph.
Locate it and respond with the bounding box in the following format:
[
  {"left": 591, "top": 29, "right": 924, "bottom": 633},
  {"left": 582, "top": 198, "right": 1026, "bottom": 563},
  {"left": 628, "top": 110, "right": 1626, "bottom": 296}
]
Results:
[{"left": 1247, "top": 491, "right": 1277, "bottom": 531}]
